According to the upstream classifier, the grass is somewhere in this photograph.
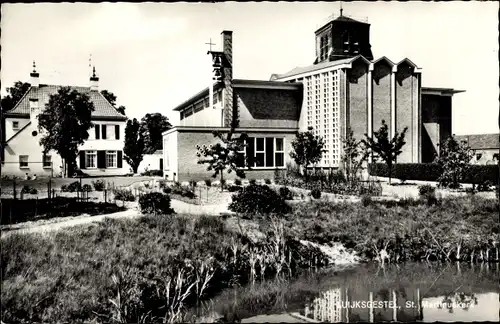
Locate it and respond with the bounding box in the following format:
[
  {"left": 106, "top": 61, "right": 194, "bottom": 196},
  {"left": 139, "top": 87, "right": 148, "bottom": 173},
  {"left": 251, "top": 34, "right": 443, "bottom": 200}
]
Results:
[{"left": 0, "top": 197, "right": 126, "bottom": 226}]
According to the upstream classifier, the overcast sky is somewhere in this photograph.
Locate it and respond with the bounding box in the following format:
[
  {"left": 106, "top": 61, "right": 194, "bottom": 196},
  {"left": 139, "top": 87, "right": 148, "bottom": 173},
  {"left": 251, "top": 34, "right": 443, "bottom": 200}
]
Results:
[{"left": 1, "top": 1, "right": 498, "bottom": 135}]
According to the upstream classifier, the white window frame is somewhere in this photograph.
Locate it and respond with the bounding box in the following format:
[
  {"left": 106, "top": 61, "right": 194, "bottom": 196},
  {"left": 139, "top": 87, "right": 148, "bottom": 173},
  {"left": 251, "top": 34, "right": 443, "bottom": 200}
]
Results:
[
  {"left": 236, "top": 139, "right": 246, "bottom": 169},
  {"left": 86, "top": 151, "right": 97, "bottom": 169},
  {"left": 19, "top": 155, "right": 29, "bottom": 168},
  {"left": 43, "top": 155, "right": 52, "bottom": 168},
  {"left": 106, "top": 150, "right": 117, "bottom": 168},
  {"left": 275, "top": 138, "right": 285, "bottom": 168},
  {"left": 255, "top": 137, "right": 265, "bottom": 168},
  {"left": 12, "top": 121, "right": 19, "bottom": 130}
]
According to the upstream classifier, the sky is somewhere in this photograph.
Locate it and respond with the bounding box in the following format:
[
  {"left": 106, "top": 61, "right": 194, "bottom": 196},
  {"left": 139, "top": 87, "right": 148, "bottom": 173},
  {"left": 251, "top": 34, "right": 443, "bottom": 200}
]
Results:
[{"left": 1, "top": 1, "right": 498, "bottom": 135}]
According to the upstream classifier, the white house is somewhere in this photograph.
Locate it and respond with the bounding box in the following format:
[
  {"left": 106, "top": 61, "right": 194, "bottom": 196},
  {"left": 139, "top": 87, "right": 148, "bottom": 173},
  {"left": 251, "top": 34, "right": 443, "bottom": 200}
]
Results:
[{"left": 1, "top": 64, "right": 130, "bottom": 178}]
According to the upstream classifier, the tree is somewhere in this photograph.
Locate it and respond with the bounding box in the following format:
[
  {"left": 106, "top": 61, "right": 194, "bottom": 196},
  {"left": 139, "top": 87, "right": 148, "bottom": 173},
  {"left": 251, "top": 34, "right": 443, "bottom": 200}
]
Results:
[
  {"left": 196, "top": 131, "right": 248, "bottom": 191},
  {"left": 124, "top": 118, "right": 146, "bottom": 173},
  {"left": 341, "top": 128, "right": 370, "bottom": 186},
  {"left": 434, "top": 136, "right": 474, "bottom": 189},
  {"left": 38, "top": 87, "right": 94, "bottom": 177},
  {"left": 289, "top": 127, "right": 325, "bottom": 182},
  {"left": 100, "top": 90, "right": 117, "bottom": 106},
  {"left": 117, "top": 105, "right": 126, "bottom": 115},
  {"left": 1, "top": 81, "right": 31, "bottom": 112},
  {"left": 140, "top": 113, "right": 172, "bottom": 154},
  {"left": 362, "top": 120, "right": 408, "bottom": 185}
]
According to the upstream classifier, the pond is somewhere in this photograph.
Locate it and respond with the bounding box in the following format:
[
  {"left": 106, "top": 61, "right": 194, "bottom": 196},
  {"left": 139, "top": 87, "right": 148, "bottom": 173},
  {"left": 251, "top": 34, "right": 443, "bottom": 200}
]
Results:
[{"left": 190, "top": 262, "right": 500, "bottom": 323}]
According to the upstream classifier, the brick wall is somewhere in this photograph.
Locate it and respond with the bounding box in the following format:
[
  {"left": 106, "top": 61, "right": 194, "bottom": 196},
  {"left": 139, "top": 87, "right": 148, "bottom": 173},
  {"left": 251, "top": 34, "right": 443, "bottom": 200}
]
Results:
[
  {"left": 176, "top": 130, "right": 297, "bottom": 182},
  {"left": 346, "top": 60, "right": 368, "bottom": 141},
  {"left": 372, "top": 62, "right": 392, "bottom": 135},
  {"left": 395, "top": 63, "right": 416, "bottom": 163},
  {"left": 236, "top": 88, "right": 300, "bottom": 128}
]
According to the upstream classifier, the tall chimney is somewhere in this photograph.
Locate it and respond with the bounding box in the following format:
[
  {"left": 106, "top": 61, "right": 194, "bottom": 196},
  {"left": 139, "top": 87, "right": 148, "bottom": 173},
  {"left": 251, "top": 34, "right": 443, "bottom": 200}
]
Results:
[
  {"left": 29, "top": 98, "right": 39, "bottom": 127},
  {"left": 30, "top": 61, "right": 39, "bottom": 87},
  {"left": 90, "top": 66, "right": 99, "bottom": 91},
  {"left": 221, "top": 30, "right": 234, "bottom": 128}
]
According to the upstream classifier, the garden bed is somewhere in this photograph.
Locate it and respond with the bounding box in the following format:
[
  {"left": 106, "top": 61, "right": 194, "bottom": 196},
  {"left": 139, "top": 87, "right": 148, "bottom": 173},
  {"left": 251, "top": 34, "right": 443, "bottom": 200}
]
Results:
[{"left": 0, "top": 197, "right": 126, "bottom": 226}]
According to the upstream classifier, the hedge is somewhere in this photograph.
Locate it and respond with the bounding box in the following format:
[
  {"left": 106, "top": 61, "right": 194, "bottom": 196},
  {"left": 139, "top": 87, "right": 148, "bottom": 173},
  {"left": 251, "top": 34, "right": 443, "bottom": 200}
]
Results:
[{"left": 368, "top": 163, "right": 499, "bottom": 184}]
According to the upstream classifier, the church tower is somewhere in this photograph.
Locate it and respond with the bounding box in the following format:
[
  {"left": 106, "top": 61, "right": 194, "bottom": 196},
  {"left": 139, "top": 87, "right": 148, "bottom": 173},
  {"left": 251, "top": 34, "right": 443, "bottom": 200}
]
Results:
[{"left": 314, "top": 9, "right": 374, "bottom": 64}]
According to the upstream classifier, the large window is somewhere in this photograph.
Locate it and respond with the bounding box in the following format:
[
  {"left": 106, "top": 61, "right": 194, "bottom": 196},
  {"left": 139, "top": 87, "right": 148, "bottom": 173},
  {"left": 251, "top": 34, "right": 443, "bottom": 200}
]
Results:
[
  {"left": 19, "top": 155, "right": 29, "bottom": 168},
  {"left": 106, "top": 151, "right": 117, "bottom": 168},
  {"left": 43, "top": 155, "right": 52, "bottom": 168},
  {"left": 236, "top": 137, "right": 286, "bottom": 169},
  {"left": 86, "top": 151, "right": 97, "bottom": 169}
]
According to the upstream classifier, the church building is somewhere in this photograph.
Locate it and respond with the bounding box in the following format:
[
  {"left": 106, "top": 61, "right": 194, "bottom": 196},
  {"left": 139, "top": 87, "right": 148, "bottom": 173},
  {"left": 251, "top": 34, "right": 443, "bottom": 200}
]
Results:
[
  {"left": 1, "top": 64, "right": 129, "bottom": 178},
  {"left": 163, "top": 12, "right": 464, "bottom": 182}
]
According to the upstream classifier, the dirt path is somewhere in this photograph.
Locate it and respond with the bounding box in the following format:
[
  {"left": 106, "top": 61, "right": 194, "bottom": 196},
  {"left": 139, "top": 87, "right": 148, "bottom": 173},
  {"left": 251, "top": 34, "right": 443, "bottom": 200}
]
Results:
[{"left": 1, "top": 198, "right": 231, "bottom": 239}]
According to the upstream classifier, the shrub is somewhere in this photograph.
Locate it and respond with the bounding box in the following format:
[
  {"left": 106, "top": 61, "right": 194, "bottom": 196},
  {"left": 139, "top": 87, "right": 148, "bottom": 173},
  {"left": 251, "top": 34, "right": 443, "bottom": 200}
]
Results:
[
  {"left": 279, "top": 186, "right": 294, "bottom": 200},
  {"left": 311, "top": 188, "right": 321, "bottom": 199},
  {"left": 138, "top": 192, "right": 174, "bottom": 215},
  {"left": 249, "top": 179, "right": 257, "bottom": 185},
  {"left": 82, "top": 184, "right": 93, "bottom": 192},
  {"left": 92, "top": 179, "right": 105, "bottom": 191},
  {"left": 60, "top": 184, "right": 69, "bottom": 192},
  {"left": 194, "top": 215, "right": 225, "bottom": 233},
  {"left": 264, "top": 178, "right": 272, "bottom": 185},
  {"left": 418, "top": 184, "right": 437, "bottom": 205},
  {"left": 163, "top": 187, "right": 172, "bottom": 194},
  {"left": 369, "top": 163, "right": 499, "bottom": 184},
  {"left": 228, "top": 184, "right": 290, "bottom": 215},
  {"left": 220, "top": 179, "right": 226, "bottom": 188},
  {"left": 140, "top": 169, "right": 163, "bottom": 177},
  {"left": 204, "top": 179, "right": 212, "bottom": 187},
  {"left": 361, "top": 195, "right": 373, "bottom": 207},
  {"left": 66, "top": 181, "right": 82, "bottom": 193},
  {"left": 113, "top": 189, "right": 135, "bottom": 201},
  {"left": 465, "top": 187, "right": 476, "bottom": 195},
  {"left": 227, "top": 185, "right": 243, "bottom": 192},
  {"left": 234, "top": 178, "right": 242, "bottom": 186},
  {"left": 21, "top": 185, "right": 37, "bottom": 195},
  {"left": 476, "top": 180, "right": 492, "bottom": 192}
]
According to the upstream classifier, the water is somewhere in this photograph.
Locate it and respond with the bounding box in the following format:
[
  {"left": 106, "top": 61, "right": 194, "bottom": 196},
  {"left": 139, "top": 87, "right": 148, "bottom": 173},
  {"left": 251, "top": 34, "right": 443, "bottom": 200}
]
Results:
[{"left": 194, "top": 262, "right": 500, "bottom": 323}]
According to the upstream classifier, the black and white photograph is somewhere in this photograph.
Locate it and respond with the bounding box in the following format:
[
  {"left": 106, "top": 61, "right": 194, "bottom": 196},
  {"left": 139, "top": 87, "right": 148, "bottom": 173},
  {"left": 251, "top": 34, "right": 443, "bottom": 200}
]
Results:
[{"left": 1, "top": 1, "right": 499, "bottom": 323}]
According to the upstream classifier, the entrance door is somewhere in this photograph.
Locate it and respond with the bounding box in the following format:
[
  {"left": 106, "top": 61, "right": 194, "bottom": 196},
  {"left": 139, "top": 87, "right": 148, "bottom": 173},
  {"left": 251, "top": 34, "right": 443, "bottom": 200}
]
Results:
[{"left": 159, "top": 158, "right": 163, "bottom": 171}]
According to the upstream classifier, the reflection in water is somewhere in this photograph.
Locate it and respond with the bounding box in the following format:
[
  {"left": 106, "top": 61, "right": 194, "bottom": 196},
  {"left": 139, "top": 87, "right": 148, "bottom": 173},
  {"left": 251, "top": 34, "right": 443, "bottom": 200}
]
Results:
[{"left": 205, "top": 262, "right": 500, "bottom": 323}]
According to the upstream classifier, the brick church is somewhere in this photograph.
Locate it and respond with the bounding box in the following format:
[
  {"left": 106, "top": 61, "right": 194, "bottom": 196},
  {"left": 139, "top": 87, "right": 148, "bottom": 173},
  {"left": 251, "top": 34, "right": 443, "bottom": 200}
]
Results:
[{"left": 163, "top": 12, "right": 463, "bottom": 182}]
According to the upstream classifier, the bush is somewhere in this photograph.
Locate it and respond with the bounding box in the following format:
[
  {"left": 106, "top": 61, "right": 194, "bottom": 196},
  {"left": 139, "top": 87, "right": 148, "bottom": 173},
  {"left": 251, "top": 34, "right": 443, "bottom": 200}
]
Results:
[
  {"left": 204, "top": 179, "right": 212, "bottom": 187},
  {"left": 264, "top": 178, "right": 272, "bottom": 185},
  {"left": 418, "top": 184, "right": 437, "bottom": 205},
  {"left": 234, "top": 178, "right": 242, "bottom": 186},
  {"left": 138, "top": 192, "right": 175, "bottom": 215},
  {"left": 82, "top": 184, "right": 93, "bottom": 192},
  {"left": 113, "top": 189, "right": 135, "bottom": 202},
  {"left": 249, "top": 179, "right": 257, "bottom": 185},
  {"left": 62, "top": 181, "right": 82, "bottom": 193},
  {"left": 163, "top": 187, "right": 172, "bottom": 194},
  {"left": 368, "top": 163, "right": 499, "bottom": 184},
  {"left": 465, "top": 187, "right": 476, "bottom": 195},
  {"left": 92, "top": 179, "right": 105, "bottom": 191},
  {"left": 228, "top": 184, "right": 290, "bottom": 215},
  {"left": 279, "top": 186, "right": 294, "bottom": 200},
  {"left": 311, "top": 188, "right": 321, "bottom": 199},
  {"left": 476, "top": 180, "right": 492, "bottom": 192},
  {"left": 140, "top": 169, "right": 163, "bottom": 177},
  {"left": 361, "top": 195, "right": 373, "bottom": 207},
  {"left": 227, "top": 185, "right": 243, "bottom": 192},
  {"left": 21, "top": 185, "right": 37, "bottom": 195}
]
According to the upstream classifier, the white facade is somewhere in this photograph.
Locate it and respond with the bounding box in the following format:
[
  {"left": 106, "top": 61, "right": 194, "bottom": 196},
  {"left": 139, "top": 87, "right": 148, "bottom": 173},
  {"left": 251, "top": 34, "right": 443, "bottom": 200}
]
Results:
[
  {"left": 178, "top": 89, "right": 224, "bottom": 127},
  {"left": 137, "top": 152, "right": 163, "bottom": 174},
  {"left": 163, "top": 130, "right": 178, "bottom": 181}
]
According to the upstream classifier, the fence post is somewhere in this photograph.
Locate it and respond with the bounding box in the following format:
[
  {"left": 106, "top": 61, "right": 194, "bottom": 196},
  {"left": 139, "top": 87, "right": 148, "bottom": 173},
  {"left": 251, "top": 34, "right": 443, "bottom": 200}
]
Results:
[{"left": 13, "top": 178, "right": 16, "bottom": 200}]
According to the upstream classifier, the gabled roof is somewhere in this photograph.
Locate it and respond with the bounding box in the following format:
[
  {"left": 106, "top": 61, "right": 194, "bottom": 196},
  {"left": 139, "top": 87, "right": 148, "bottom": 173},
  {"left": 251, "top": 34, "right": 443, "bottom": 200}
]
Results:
[
  {"left": 455, "top": 133, "right": 500, "bottom": 150},
  {"left": 372, "top": 56, "right": 396, "bottom": 67},
  {"left": 4, "top": 84, "right": 127, "bottom": 120},
  {"left": 272, "top": 55, "right": 369, "bottom": 80}
]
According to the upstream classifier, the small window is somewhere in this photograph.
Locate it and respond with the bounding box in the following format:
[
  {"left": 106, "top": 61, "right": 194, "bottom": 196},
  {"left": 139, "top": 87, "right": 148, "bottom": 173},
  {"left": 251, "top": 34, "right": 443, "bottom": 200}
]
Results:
[
  {"left": 106, "top": 151, "right": 117, "bottom": 168},
  {"left": 12, "top": 121, "right": 19, "bottom": 130},
  {"left": 19, "top": 155, "right": 29, "bottom": 168},
  {"left": 86, "top": 151, "right": 97, "bottom": 169},
  {"left": 43, "top": 155, "right": 52, "bottom": 168}
]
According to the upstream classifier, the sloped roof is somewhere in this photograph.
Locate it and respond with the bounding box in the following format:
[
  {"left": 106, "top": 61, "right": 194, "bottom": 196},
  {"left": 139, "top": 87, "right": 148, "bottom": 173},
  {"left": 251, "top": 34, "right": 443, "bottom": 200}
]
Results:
[
  {"left": 272, "top": 56, "right": 360, "bottom": 80},
  {"left": 333, "top": 15, "right": 369, "bottom": 25},
  {"left": 5, "top": 84, "right": 126, "bottom": 120},
  {"left": 456, "top": 134, "right": 500, "bottom": 150}
]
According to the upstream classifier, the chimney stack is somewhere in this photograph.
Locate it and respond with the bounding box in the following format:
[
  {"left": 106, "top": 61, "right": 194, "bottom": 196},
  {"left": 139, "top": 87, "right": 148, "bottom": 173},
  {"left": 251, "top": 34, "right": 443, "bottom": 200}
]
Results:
[
  {"left": 29, "top": 98, "right": 39, "bottom": 127},
  {"left": 90, "top": 66, "right": 99, "bottom": 91},
  {"left": 221, "top": 30, "right": 234, "bottom": 128},
  {"left": 30, "top": 61, "right": 39, "bottom": 87}
]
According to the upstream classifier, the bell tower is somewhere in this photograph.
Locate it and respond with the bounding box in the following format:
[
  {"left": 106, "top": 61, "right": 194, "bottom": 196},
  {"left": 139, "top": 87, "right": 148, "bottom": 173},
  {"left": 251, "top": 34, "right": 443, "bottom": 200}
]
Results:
[{"left": 314, "top": 10, "right": 373, "bottom": 64}]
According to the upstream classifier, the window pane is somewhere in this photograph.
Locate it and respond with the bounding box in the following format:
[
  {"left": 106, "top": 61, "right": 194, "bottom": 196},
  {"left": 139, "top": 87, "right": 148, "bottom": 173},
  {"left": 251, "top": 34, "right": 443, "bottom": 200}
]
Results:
[
  {"left": 265, "top": 137, "right": 274, "bottom": 167},
  {"left": 275, "top": 153, "right": 284, "bottom": 167},
  {"left": 256, "top": 138, "right": 264, "bottom": 151},
  {"left": 255, "top": 153, "right": 265, "bottom": 167},
  {"left": 276, "top": 138, "right": 284, "bottom": 151}
]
